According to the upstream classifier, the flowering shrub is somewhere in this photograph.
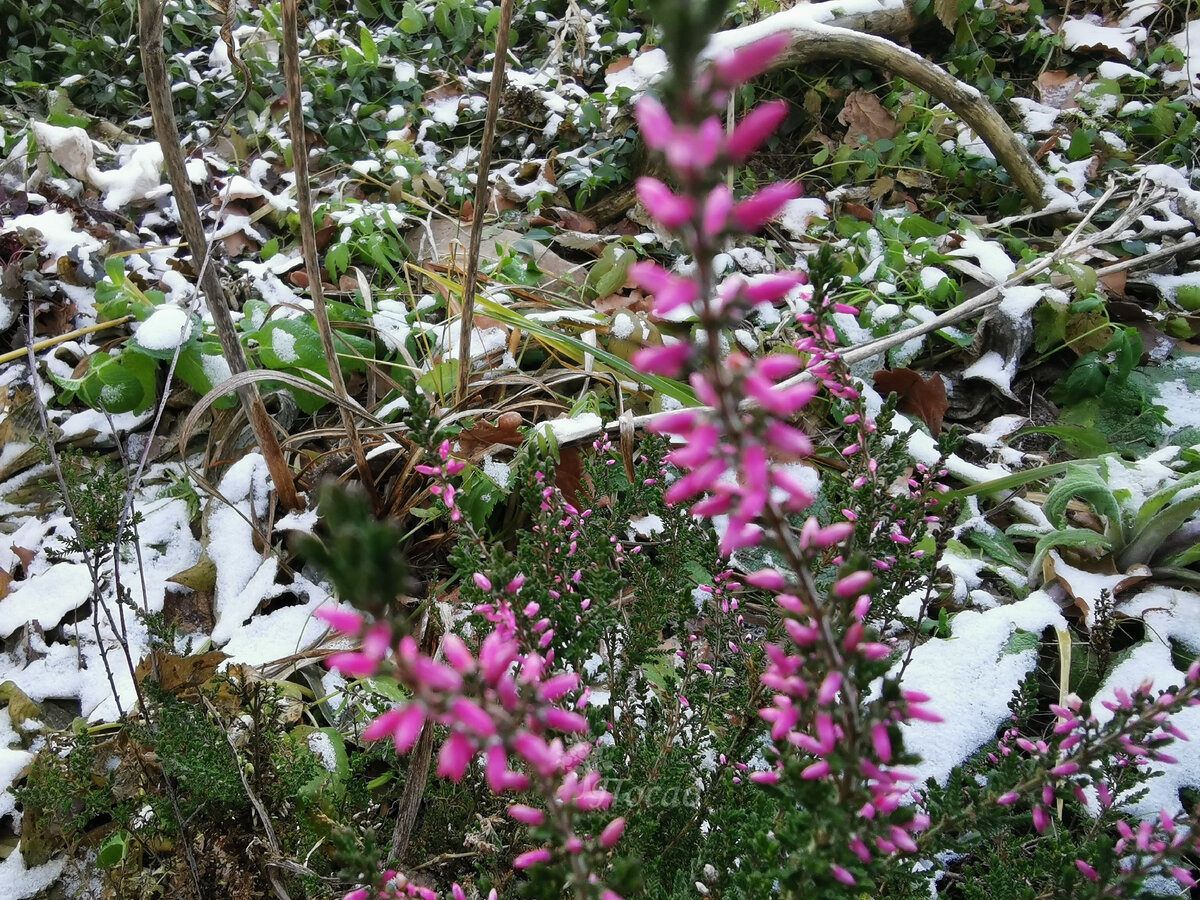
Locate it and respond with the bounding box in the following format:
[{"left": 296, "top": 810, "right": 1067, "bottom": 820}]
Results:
[{"left": 311, "top": 5, "right": 1200, "bottom": 900}]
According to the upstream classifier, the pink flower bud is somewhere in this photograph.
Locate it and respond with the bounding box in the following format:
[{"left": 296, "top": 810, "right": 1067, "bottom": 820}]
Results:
[
  {"left": 314, "top": 607, "right": 365, "bottom": 634},
  {"left": 574, "top": 790, "right": 613, "bottom": 811},
  {"left": 545, "top": 708, "right": 590, "bottom": 733},
  {"left": 746, "top": 569, "right": 786, "bottom": 590},
  {"left": 1075, "top": 859, "right": 1099, "bottom": 881},
  {"left": 731, "top": 182, "right": 803, "bottom": 232},
  {"left": 540, "top": 672, "right": 580, "bottom": 702},
  {"left": 600, "top": 816, "right": 627, "bottom": 848},
  {"left": 635, "top": 95, "right": 675, "bottom": 150},
  {"left": 508, "top": 804, "right": 545, "bottom": 825},
  {"left": 802, "top": 760, "right": 831, "bottom": 779},
  {"left": 513, "top": 848, "right": 552, "bottom": 870},
  {"left": 442, "top": 634, "right": 476, "bottom": 674},
  {"left": 437, "top": 731, "right": 475, "bottom": 782},
  {"left": 632, "top": 342, "right": 692, "bottom": 377},
  {"left": 473, "top": 573, "right": 493, "bottom": 591},
  {"left": 817, "top": 671, "right": 843, "bottom": 705},
  {"left": 451, "top": 697, "right": 496, "bottom": 738},
  {"left": 726, "top": 100, "right": 790, "bottom": 162},
  {"left": 636, "top": 177, "right": 696, "bottom": 229},
  {"left": 702, "top": 183, "right": 733, "bottom": 237},
  {"left": 1031, "top": 804, "right": 1049, "bottom": 834},
  {"left": 833, "top": 570, "right": 873, "bottom": 599},
  {"left": 326, "top": 650, "right": 380, "bottom": 679},
  {"left": 713, "top": 33, "right": 792, "bottom": 87},
  {"left": 871, "top": 722, "right": 893, "bottom": 763},
  {"left": 749, "top": 770, "right": 780, "bottom": 785},
  {"left": 829, "top": 864, "right": 856, "bottom": 886}
]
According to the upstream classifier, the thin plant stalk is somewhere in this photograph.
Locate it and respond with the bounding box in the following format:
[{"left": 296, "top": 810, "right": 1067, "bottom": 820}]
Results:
[
  {"left": 456, "top": 0, "right": 515, "bottom": 407},
  {"left": 281, "top": 0, "right": 378, "bottom": 508}
]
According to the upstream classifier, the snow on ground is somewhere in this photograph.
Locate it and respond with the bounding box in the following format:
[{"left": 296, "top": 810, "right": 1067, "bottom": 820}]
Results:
[{"left": 896, "top": 591, "right": 1067, "bottom": 787}]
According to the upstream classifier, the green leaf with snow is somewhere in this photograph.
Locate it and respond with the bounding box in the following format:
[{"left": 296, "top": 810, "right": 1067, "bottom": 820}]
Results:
[
  {"left": 258, "top": 319, "right": 328, "bottom": 375},
  {"left": 1031, "top": 528, "right": 1113, "bottom": 575},
  {"left": 1043, "top": 464, "right": 1124, "bottom": 542}
]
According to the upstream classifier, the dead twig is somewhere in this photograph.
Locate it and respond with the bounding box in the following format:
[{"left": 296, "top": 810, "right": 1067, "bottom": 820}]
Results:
[{"left": 137, "top": 0, "right": 301, "bottom": 511}]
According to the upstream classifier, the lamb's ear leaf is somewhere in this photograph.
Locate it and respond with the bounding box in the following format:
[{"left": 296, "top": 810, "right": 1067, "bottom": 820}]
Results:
[{"left": 1042, "top": 464, "right": 1122, "bottom": 543}]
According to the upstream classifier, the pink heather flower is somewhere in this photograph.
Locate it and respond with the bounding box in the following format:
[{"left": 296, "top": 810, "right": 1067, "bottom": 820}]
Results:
[
  {"left": 574, "top": 790, "right": 613, "bottom": 811},
  {"left": 1170, "top": 867, "right": 1197, "bottom": 888},
  {"left": 1075, "top": 859, "right": 1099, "bottom": 881},
  {"left": 713, "top": 33, "right": 792, "bottom": 86},
  {"left": 544, "top": 708, "right": 589, "bottom": 733},
  {"left": 540, "top": 672, "right": 580, "bottom": 702},
  {"left": 632, "top": 342, "right": 692, "bottom": 377},
  {"left": 437, "top": 731, "right": 475, "bottom": 782},
  {"left": 635, "top": 95, "right": 674, "bottom": 150},
  {"left": 746, "top": 569, "right": 786, "bottom": 590},
  {"left": 601, "top": 816, "right": 627, "bottom": 848},
  {"left": 802, "top": 760, "right": 831, "bottom": 780},
  {"left": 765, "top": 422, "right": 813, "bottom": 457},
  {"left": 473, "top": 573, "right": 493, "bottom": 591},
  {"left": 703, "top": 183, "right": 733, "bottom": 236},
  {"left": 314, "top": 607, "right": 364, "bottom": 634},
  {"left": 364, "top": 704, "right": 425, "bottom": 753},
  {"left": 830, "top": 864, "right": 857, "bottom": 886},
  {"left": 666, "top": 117, "right": 723, "bottom": 174},
  {"left": 749, "top": 770, "right": 780, "bottom": 785},
  {"left": 637, "top": 177, "right": 696, "bottom": 229},
  {"left": 508, "top": 804, "right": 545, "bottom": 825},
  {"left": 817, "top": 671, "right": 843, "bottom": 705},
  {"left": 756, "top": 353, "right": 804, "bottom": 380},
  {"left": 514, "top": 732, "right": 561, "bottom": 776},
  {"left": 513, "top": 848, "right": 552, "bottom": 870},
  {"left": 726, "top": 100, "right": 790, "bottom": 162},
  {"left": 631, "top": 264, "right": 700, "bottom": 317},
  {"left": 1031, "top": 804, "right": 1049, "bottom": 834},
  {"left": 451, "top": 697, "right": 496, "bottom": 737},
  {"left": 731, "top": 182, "right": 803, "bottom": 232},
  {"left": 479, "top": 632, "right": 518, "bottom": 684},
  {"left": 452, "top": 885, "right": 467, "bottom": 900},
  {"left": 833, "top": 570, "right": 873, "bottom": 599},
  {"left": 442, "top": 634, "right": 476, "bottom": 674},
  {"left": 871, "top": 722, "right": 893, "bottom": 763},
  {"left": 729, "top": 271, "right": 806, "bottom": 307}
]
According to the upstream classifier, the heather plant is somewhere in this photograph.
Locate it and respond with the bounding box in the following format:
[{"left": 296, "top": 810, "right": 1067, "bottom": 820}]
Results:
[{"left": 308, "top": 5, "right": 1200, "bottom": 900}]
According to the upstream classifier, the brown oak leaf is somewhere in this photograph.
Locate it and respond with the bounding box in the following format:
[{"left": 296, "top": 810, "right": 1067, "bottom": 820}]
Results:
[
  {"left": 873, "top": 368, "right": 949, "bottom": 435},
  {"left": 838, "top": 91, "right": 899, "bottom": 148}
]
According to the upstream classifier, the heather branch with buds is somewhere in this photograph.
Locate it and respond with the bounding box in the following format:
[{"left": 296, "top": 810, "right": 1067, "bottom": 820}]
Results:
[{"left": 313, "top": 6, "right": 1200, "bottom": 899}]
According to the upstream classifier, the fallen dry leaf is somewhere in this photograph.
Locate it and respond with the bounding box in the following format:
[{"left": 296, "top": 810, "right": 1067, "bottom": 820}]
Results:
[
  {"left": 873, "top": 368, "right": 949, "bottom": 435},
  {"left": 134, "top": 649, "right": 230, "bottom": 699},
  {"left": 838, "top": 90, "right": 900, "bottom": 148},
  {"left": 1099, "top": 268, "right": 1127, "bottom": 296},
  {"left": 459, "top": 412, "right": 524, "bottom": 457},
  {"left": 555, "top": 445, "right": 584, "bottom": 509},
  {"left": 1036, "top": 70, "right": 1083, "bottom": 109}
]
